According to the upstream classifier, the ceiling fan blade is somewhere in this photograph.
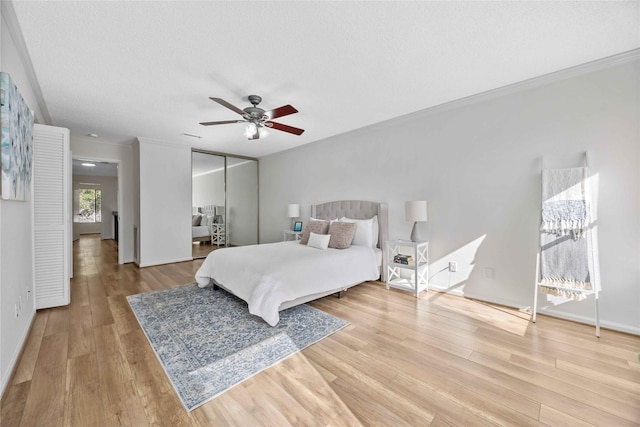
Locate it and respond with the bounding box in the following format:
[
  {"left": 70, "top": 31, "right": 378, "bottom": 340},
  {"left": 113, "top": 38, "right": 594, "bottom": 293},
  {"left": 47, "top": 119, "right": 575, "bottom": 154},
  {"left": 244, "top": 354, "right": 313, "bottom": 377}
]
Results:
[
  {"left": 264, "top": 104, "right": 298, "bottom": 120},
  {"left": 266, "top": 121, "right": 305, "bottom": 136},
  {"left": 209, "top": 97, "right": 246, "bottom": 116},
  {"left": 199, "top": 120, "right": 245, "bottom": 126}
]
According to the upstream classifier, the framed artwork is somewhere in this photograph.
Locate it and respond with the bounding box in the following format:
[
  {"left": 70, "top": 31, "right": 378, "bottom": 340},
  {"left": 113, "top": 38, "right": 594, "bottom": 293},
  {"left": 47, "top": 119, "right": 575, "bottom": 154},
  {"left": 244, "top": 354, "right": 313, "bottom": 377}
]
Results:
[
  {"left": 293, "top": 221, "right": 303, "bottom": 232},
  {"left": 1, "top": 72, "right": 34, "bottom": 201}
]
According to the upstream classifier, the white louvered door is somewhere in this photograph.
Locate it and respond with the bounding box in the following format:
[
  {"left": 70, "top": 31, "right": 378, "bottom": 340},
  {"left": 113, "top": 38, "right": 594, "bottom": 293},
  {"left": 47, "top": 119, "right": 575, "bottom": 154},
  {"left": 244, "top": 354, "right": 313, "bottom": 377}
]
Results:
[{"left": 33, "top": 124, "right": 70, "bottom": 309}]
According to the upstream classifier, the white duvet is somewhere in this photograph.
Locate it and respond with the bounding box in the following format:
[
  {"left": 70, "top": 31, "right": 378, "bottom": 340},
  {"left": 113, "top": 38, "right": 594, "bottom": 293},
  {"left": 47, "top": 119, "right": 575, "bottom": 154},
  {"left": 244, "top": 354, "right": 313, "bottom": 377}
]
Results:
[{"left": 195, "top": 241, "right": 379, "bottom": 326}]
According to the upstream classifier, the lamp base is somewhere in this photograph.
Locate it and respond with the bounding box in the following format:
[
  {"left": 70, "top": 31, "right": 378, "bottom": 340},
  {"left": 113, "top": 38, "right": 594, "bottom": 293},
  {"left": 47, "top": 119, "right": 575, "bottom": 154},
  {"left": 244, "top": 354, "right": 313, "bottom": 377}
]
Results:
[{"left": 410, "top": 222, "right": 421, "bottom": 242}]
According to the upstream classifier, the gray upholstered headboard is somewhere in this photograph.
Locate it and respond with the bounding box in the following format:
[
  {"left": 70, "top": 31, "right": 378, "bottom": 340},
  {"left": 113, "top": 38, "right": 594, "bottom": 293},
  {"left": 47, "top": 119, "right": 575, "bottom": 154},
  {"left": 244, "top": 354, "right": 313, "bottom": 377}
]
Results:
[
  {"left": 200, "top": 205, "right": 216, "bottom": 217},
  {"left": 311, "top": 200, "right": 388, "bottom": 280}
]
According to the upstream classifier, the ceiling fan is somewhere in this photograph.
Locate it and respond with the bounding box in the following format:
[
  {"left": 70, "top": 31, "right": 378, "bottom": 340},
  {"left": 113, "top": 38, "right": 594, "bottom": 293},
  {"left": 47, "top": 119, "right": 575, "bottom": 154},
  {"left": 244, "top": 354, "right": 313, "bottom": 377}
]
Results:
[{"left": 200, "top": 95, "right": 305, "bottom": 140}]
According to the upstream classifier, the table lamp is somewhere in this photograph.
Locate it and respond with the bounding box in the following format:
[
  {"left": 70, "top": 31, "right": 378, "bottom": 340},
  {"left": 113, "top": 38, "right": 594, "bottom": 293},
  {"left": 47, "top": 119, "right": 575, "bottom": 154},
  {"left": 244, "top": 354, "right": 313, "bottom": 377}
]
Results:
[{"left": 405, "top": 201, "right": 428, "bottom": 242}]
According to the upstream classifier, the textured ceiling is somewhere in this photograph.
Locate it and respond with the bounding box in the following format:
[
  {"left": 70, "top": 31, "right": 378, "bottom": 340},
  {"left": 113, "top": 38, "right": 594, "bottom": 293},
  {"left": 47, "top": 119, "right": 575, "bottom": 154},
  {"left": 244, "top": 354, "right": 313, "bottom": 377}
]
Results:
[{"left": 11, "top": 1, "right": 640, "bottom": 158}]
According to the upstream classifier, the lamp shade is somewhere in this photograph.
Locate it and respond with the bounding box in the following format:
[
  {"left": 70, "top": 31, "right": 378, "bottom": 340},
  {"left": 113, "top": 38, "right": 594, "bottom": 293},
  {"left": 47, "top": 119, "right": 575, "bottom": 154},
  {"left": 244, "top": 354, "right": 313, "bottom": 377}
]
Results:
[
  {"left": 287, "top": 203, "right": 300, "bottom": 218},
  {"left": 405, "top": 201, "right": 428, "bottom": 222}
]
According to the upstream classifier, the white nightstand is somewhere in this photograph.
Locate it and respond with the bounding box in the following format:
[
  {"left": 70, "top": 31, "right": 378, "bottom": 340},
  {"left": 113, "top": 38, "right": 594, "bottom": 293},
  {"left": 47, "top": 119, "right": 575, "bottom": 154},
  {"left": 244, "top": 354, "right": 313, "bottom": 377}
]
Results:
[
  {"left": 283, "top": 230, "right": 303, "bottom": 241},
  {"left": 211, "top": 224, "right": 226, "bottom": 246},
  {"left": 385, "top": 240, "right": 429, "bottom": 297}
]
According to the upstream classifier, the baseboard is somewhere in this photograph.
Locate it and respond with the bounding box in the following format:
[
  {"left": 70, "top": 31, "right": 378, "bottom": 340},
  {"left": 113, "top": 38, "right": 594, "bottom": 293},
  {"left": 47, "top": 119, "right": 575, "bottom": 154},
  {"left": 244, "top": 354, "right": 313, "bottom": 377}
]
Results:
[
  {"left": 429, "top": 285, "right": 640, "bottom": 336},
  {"left": 138, "top": 257, "right": 193, "bottom": 268},
  {"left": 0, "top": 310, "right": 36, "bottom": 399},
  {"left": 536, "top": 307, "right": 640, "bottom": 336}
]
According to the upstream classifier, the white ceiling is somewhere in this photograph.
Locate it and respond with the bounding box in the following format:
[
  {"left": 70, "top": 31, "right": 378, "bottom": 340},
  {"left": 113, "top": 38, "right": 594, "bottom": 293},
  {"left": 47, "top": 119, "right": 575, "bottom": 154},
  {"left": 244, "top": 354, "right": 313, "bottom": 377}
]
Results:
[{"left": 11, "top": 1, "right": 640, "bottom": 159}]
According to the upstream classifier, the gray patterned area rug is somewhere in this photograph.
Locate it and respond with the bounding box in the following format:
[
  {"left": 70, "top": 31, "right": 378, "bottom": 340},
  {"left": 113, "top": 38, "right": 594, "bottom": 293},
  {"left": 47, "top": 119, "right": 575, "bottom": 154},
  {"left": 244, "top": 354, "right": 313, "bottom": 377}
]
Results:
[{"left": 127, "top": 284, "right": 348, "bottom": 411}]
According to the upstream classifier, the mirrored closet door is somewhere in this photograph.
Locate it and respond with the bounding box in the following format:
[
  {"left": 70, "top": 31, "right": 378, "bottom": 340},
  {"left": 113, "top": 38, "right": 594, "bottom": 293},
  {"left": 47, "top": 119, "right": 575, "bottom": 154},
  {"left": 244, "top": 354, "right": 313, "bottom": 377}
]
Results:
[
  {"left": 226, "top": 156, "right": 258, "bottom": 246},
  {"left": 191, "top": 150, "right": 258, "bottom": 259}
]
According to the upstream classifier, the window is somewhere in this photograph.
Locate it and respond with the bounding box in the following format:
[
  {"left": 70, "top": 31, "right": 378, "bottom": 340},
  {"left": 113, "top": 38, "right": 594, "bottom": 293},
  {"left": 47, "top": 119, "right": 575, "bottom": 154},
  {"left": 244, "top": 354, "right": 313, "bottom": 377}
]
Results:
[{"left": 74, "top": 188, "right": 102, "bottom": 223}]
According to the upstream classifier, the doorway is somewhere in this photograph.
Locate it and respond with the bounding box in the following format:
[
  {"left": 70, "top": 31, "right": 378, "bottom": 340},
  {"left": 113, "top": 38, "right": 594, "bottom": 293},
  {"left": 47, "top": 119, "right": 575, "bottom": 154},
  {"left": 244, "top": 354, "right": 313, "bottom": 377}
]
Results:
[{"left": 71, "top": 157, "right": 119, "bottom": 261}]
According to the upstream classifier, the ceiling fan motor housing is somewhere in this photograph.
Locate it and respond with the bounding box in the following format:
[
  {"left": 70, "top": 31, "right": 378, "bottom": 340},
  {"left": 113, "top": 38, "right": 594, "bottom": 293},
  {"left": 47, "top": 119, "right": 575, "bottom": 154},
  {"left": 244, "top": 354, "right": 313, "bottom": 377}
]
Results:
[
  {"left": 243, "top": 106, "right": 266, "bottom": 120},
  {"left": 245, "top": 95, "right": 267, "bottom": 120}
]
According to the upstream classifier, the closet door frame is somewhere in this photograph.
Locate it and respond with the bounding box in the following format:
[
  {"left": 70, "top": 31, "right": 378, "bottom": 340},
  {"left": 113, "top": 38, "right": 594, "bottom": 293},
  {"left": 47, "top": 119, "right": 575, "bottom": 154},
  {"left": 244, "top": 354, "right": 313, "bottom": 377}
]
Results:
[{"left": 191, "top": 149, "right": 259, "bottom": 246}]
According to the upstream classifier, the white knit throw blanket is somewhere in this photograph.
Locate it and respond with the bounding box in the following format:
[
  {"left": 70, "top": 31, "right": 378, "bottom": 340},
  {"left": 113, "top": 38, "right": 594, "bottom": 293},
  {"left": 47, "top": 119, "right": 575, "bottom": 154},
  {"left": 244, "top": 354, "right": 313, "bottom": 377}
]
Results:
[
  {"left": 540, "top": 167, "right": 590, "bottom": 240},
  {"left": 540, "top": 167, "right": 593, "bottom": 300}
]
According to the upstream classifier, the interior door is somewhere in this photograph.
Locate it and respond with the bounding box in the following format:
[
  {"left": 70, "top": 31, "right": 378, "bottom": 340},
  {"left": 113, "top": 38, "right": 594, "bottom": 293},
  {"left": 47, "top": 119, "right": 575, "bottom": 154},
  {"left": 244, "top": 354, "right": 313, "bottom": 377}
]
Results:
[
  {"left": 225, "top": 157, "right": 258, "bottom": 246},
  {"left": 192, "top": 152, "right": 226, "bottom": 257},
  {"left": 33, "top": 124, "right": 70, "bottom": 309}
]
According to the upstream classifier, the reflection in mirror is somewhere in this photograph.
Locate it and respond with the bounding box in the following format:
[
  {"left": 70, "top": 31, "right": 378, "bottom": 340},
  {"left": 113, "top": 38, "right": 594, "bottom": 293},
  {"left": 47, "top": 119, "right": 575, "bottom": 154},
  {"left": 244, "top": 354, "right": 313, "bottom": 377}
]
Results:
[
  {"left": 192, "top": 152, "right": 225, "bottom": 259},
  {"left": 191, "top": 151, "right": 259, "bottom": 259},
  {"left": 226, "top": 157, "right": 258, "bottom": 246}
]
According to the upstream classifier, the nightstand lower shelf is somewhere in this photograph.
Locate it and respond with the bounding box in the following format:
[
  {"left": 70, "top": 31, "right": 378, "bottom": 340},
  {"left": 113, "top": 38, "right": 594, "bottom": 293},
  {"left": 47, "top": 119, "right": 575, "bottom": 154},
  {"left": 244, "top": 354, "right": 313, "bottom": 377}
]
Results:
[{"left": 386, "top": 278, "right": 429, "bottom": 296}]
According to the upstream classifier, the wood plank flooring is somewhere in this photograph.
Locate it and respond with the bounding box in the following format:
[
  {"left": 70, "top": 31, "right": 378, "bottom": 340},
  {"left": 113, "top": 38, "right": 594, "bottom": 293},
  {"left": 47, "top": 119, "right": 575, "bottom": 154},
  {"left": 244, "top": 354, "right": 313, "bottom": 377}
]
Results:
[{"left": 2, "top": 235, "right": 639, "bottom": 426}]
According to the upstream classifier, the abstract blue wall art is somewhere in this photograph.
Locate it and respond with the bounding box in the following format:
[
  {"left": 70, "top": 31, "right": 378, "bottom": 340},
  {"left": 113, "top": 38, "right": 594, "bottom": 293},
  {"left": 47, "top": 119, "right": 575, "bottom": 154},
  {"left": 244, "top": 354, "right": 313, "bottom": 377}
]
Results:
[{"left": 1, "top": 72, "right": 34, "bottom": 201}]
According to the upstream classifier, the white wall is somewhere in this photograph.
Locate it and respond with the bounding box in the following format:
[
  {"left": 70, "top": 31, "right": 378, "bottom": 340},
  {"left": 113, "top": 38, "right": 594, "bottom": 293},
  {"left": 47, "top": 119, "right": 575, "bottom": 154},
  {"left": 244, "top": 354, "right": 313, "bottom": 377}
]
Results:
[
  {"left": 138, "top": 139, "right": 192, "bottom": 267},
  {"left": 0, "top": 9, "right": 43, "bottom": 395},
  {"left": 70, "top": 138, "right": 134, "bottom": 264},
  {"left": 72, "top": 174, "right": 117, "bottom": 239},
  {"left": 259, "top": 56, "right": 640, "bottom": 334}
]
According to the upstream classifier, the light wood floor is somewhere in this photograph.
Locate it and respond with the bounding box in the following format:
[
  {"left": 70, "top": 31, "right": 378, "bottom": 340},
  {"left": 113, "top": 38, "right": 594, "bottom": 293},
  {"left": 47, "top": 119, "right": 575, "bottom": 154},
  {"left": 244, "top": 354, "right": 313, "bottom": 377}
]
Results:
[{"left": 2, "top": 236, "right": 639, "bottom": 426}]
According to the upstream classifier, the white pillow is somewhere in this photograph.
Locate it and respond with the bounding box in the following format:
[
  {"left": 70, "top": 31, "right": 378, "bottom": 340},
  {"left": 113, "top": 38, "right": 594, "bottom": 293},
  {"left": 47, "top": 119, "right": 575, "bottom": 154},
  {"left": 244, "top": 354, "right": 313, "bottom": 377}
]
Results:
[
  {"left": 372, "top": 215, "right": 379, "bottom": 247},
  {"left": 340, "top": 216, "right": 378, "bottom": 248},
  {"left": 202, "top": 215, "right": 214, "bottom": 227},
  {"left": 307, "top": 232, "right": 330, "bottom": 250},
  {"left": 311, "top": 217, "right": 338, "bottom": 223}
]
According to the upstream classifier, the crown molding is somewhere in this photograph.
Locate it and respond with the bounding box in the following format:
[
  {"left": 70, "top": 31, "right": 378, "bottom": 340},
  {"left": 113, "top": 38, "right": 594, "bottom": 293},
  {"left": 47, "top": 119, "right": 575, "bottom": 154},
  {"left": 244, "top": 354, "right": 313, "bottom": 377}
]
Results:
[
  {"left": 1, "top": 1, "right": 52, "bottom": 125},
  {"left": 365, "top": 48, "right": 640, "bottom": 132}
]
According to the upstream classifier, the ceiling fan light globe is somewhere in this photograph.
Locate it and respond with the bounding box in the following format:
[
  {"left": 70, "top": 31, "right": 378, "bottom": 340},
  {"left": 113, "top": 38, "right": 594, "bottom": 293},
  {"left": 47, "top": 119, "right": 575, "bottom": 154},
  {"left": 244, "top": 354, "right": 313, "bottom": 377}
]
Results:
[
  {"left": 244, "top": 122, "right": 257, "bottom": 138},
  {"left": 258, "top": 127, "right": 269, "bottom": 139}
]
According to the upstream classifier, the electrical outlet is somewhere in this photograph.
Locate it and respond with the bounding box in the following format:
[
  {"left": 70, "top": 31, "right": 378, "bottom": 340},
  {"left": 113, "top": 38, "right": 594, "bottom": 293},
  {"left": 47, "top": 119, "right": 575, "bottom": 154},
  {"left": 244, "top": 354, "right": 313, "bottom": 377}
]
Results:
[
  {"left": 15, "top": 303, "right": 19, "bottom": 318},
  {"left": 26, "top": 290, "right": 31, "bottom": 301},
  {"left": 449, "top": 261, "right": 457, "bottom": 272}
]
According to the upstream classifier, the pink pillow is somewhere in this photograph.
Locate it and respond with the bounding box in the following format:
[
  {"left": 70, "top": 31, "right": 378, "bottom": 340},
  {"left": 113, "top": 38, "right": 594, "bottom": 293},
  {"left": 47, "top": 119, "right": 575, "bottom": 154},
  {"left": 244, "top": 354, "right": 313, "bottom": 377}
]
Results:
[
  {"left": 328, "top": 221, "right": 357, "bottom": 249},
  {"left": 300, "top": 219, "right": 329, "bottom": 244}
]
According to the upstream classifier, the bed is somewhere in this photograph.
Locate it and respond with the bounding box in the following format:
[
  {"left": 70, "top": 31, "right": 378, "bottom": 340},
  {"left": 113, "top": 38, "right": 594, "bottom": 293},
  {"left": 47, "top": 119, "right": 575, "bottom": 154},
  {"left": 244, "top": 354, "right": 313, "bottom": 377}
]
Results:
[
  {"left": 192, "top": 223, "right": 211, "bottom": 243},
  {"left": 195, "top": 200, "right": 388, "bottom": 326},
  {"left": 192, "top": 205, "right": 220, "bottom": 244}
]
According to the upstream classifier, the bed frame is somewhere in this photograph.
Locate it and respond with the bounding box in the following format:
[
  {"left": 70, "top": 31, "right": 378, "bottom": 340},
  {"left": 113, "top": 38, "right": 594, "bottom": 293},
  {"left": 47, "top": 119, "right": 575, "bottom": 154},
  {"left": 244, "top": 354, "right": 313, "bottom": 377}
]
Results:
[{"left": 212, "top": 200, "right": 388, "bottom": 311}]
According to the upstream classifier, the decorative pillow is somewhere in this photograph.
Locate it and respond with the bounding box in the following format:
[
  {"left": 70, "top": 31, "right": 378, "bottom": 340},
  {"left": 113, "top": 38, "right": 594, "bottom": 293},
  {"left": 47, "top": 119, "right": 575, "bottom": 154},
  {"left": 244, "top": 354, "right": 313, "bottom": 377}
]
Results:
[
  {"left": 192, "top": 214, "right": 202, "bottom": 226},
  {"left": 307, "top": 232, "right": 330, "bottom": 250},
  {"left": 328, "top": 221, "right": 357, "bottom": 249},
  {"left": 300, "top": 219, "right": 329, "bottom": 244},
  {"left": 340, "top": 216, "right": 375, "bottom": 247},
  {"left": 202, "top": 215, "right": 213, "bottom": 228}
]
